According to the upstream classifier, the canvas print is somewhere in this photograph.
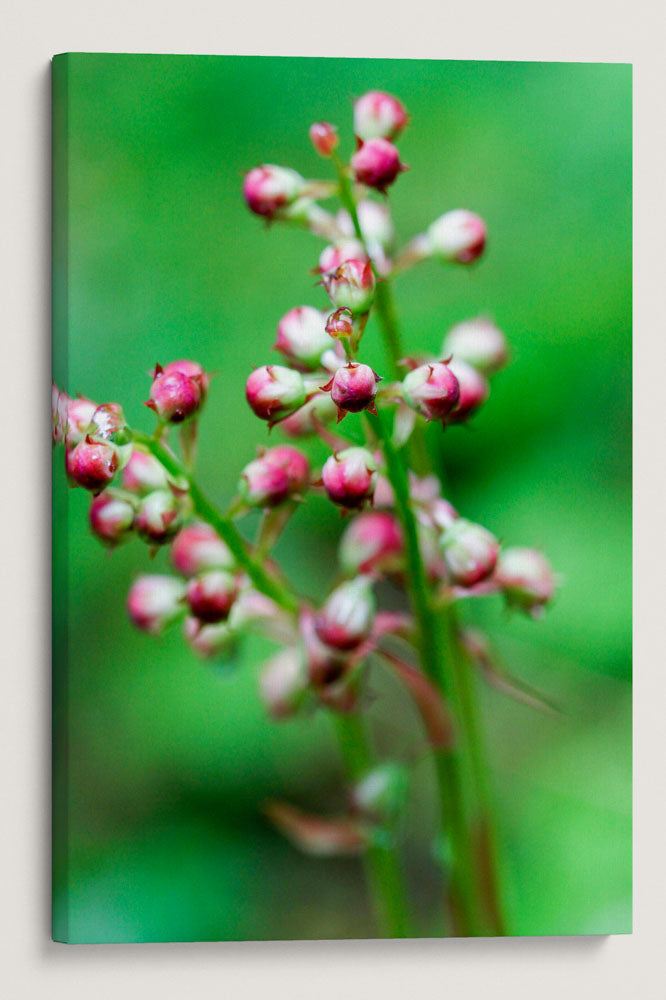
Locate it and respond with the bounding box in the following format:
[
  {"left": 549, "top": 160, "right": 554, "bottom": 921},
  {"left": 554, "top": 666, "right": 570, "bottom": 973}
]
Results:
[{"left": 52, "top": 54, "right": 632, "bottom": 943}]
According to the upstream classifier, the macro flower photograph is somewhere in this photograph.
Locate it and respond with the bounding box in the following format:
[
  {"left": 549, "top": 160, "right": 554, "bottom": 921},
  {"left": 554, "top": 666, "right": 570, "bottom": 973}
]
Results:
[{"left": 52, "top": 54, "right": 631, "bottom": 943}]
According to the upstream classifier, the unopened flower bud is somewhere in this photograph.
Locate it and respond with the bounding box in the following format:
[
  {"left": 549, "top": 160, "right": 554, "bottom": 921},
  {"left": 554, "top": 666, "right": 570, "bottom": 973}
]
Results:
[
  {"left": 427, "top": 210, "right": 487, "bottom": 264},
  {"left": 260, "top": 648, "right": 308, "bottom": 718},
  {"left": 184, "top": 616, "right": 236, "bottom": 660},
  {"left": 351, "top": 138, "right": 406, "bottom": 192},
  {"left": 429, "top": 497, "right": 459, "bottom": 532},
  {"left": 170, "top": 522, "right": 234, "bottom": 576},
  {"left": 309, "top": 121, "right": 339, "bottom": 157},
  {"left": 325, "top": 308, "right": 354, "bottom": 340},
  {"left": 439, "top": 518, "right": 499, "bottom": 586},
  {"left": 127, "top": 574, "right": 185, "bottom": 634},
  {"left": 448, "top": 358, "right": 490, "bottom": 422},
  {"left": 263, "top": 445, "right": 310, "bottom": 494},
  {"left": 324, "top": 362, "right": 380, "bottom": 416},
  {"left": 65, "top": 396, "right": 97, "bottom": 446},
  {"left": 280, "top": 391, "right": 338, "bottom": 437},
  {"left": 243, "top": 165, "right": 306, "bottom": 218},
  {"left": 245, "top": 365, "right": 306, "bottom": 424},
  {"left": 89, "top": 492, "right": 135, "bottom": 546},
  {"left": 66, "top": 438, "right": 119, "bottom": 492},
  {"left": 315, "top": 577, "right": 376, "bottom": 651},
  {"left": 339, "top": 511, "right": 402, "bottom": 575},
  {"left": 122, "top": 449, "right": 170, "bottom": 495},
  {"left": 321, "top": 259, "right": 375, "bottom": 313},
  {"left": 350, "top": 763, "right": 409, "bottom": 824},
  {"left": 321, "top": 447, "right": 377, "bottom": 508},
  {"left": 496, "top": 547, "right": 555, "bottom": 616},
  {"left": 402, "top": 361, "right": 460, "bottom": 424},
  {"left": 239, "top": 456, "right": 290, "bottom": 508},
  {"left": 89, "top": 403, "right": 130, "bottom": 444},
  {"left": 300, "top": 608, "right": 348, "bottom": 687},
  {"left": 442, "top": 317, "right": 508, "bottom": 375},
  {"left": 318, "top": 240, "right": 366, "bottom": 275},
  {"left": 162, "top": 359, "right": 210, "bottom": 399},
  {"left": 135, "top": 489, "right": 182, "bottom": 544},
  {"left": 275, "top": 306, "right": 330, "bottom": 371},
  {"left": 146, "top": 365, "right": 202, "bottom": 424},
  {"left": 228, "top": 588, "right": 286, "bottom": 636},
  {"left": 354, "top": 90, "right": 408, "bottom": 142},
  {"left": 186, "top": 570, "right": 238, "bottom": 623}
]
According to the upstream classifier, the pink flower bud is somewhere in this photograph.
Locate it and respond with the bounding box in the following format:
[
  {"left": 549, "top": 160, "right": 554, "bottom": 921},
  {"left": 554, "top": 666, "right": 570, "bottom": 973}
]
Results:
[
  {"left": 65, "top": 396, "right": 97, "bottom": 446},
  {"left": 442, "top": 318, "right": 508, "bottom": 375},
  {"left": 170, "top": 522, "right": 234, "bottom": 576},
  {"left": 402, "top": 361, "right": 460, "bottom": 424},
  {"left": 309, "top": 121, "right": 339, "bottom": 157},
  {"left": 245, "top": 365, "right": 306, "bottom": 423},
  {"left": 243, "top": 165, "right": 306, "bottom": 218},
  {"left": 315, "top": 577, "right": 376, "bottom": 651},
  {"left": 263, "top": 445, "right": 310, "bottom": 494},
  {"left": 184, "top": 616, "right": 236, "bottom": 660},
  {"left": 324, "top": 362, "right": 380, "bottom": 416},
  {"left": 228, "top": 587, "right": 287, "bottom": 637},
  {"left": 429, "top": 497, "right": 459, "bottom": 532},
  {"left": 239, "top": 455, "right": 290, "bottom": 508},
  {"left": 318, "top": 240, "right": 367, "bottom": 275},
  {"left": 89, "top": 492, "right": 135, "bottom": 546},
  {"left": 275, "top": 306, "right": 331, "bottom": 371},
  {"left": 339, "top": 511, "right": 403, "bottom": 575},
  {"left": 321, "top": 447, "right": 377, "bottom": 508},
  {"left": 353, "top": 90, "right": 408, "bottom": 142},
  {"left": 351, "top": 138, "right": 406, "bottom": 192},
  {"left": 447, "top": 358, "right": 490, "bottom": 422},
  {"left": 162, "top": 359, "right": 211, "bottom": 399},
  {"left": 299, "top": 608, "right": 348, "bottom": 687},
  {"left": 127, "top": 574, "right": 185, "bottom": 634},
  {"left": 89, "top": 403, "right": 129, "bottom": 444},
  {"left": 185, "top": 570, "right": 238, "bottom": 623},
  {"left": 66, "top": 438, "right": 119, "bottom": 492},
  {"left": 122, "top": 449, "right": 170, "bottom": 495},
  {"left": 325, "top": 308, "right": 354, "bottom": 340},
  {"left": 146, "top": 365, "right": 202, "bottom": 424},
  {"left": 280, "top": 391, "right": 338, "bottom": 437},
  {"left": 427, "top": 210, "right": 487, "bottom": 264},
  {"left": 372, "top": 473, "right": 395, "bottom": 509},
  {"left": 439, "top": 519, "right": 499, "bottom": 586},
  {"left": 321, "top": 259, "right": 375, "bottom": 313},
  {"left": 496, "top": 547, "right": 555, "bottom": 616},
  {"left": 259, "top": 648, "right": 308, "bottom": 718},
  {"left": 135, "top": 489, "right": 182, "bottom": 545}
]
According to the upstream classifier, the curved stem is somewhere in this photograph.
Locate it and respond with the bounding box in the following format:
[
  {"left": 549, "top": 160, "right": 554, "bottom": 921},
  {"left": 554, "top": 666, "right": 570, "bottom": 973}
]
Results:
[
  {"left": 333, "top": 713, "right": 412, "bottom": 938},
  {"left": 132, "top": 430, "right": 298, "bottom": 613}
]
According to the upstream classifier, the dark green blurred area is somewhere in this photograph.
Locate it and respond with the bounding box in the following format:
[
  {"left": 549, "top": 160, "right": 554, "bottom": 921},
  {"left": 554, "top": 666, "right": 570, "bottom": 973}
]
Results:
[{"left": 52, "top": 55, "right": 631, "bottom": 942}]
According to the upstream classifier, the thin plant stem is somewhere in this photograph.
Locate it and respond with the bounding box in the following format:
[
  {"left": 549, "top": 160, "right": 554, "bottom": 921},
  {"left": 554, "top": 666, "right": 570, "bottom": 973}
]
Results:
[
  {"left": 132, "top": 430, "right": 298, "bottom": 613},
  {"left": 368, "top": 411, "right": 485, "bottom": 935},
  {"left": 333, "top": 713, "right": 412, "bottom": 938}
]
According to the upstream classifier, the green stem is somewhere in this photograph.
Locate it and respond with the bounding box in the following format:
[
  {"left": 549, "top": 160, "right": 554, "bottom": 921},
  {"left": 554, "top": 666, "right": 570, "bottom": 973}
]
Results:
[
  {"left": 445, "top": 606, "right": 506, "bottom": 935},
  {"left": 132, "top": 430, "right": 298, "bottom": 613},
  {"left": 333, "top": 714, "right": 412, "bottom": 938},
  {"left": 368, "top": 411, "right": 485, "bottom": 935}
]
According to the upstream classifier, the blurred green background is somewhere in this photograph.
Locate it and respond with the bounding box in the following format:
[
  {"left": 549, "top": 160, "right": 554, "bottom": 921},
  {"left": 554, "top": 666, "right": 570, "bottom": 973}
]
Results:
[{"left": 52, "top": 55, "right": 631, "bottom": 942}]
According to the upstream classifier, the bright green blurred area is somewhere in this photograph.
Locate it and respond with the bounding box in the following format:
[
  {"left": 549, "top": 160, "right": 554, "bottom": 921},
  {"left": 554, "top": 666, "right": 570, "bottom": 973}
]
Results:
[{"left": 52, "top": 55, "right": 631, "bottom": 942}]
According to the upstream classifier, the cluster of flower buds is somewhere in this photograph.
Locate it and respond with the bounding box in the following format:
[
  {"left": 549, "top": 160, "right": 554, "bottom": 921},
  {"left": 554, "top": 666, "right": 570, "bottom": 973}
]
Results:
[
  {"left": 64, "top": 401, "right": 133, "bottom": 492},
  {"left": 351, "top": 91, "right": 408, "bottom": 193}
]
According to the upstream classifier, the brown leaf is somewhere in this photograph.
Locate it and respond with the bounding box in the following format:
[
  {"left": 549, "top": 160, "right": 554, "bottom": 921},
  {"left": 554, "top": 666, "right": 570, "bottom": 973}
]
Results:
[{"left": 264, "top": 801, "right": 367, "bottom": 856}]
